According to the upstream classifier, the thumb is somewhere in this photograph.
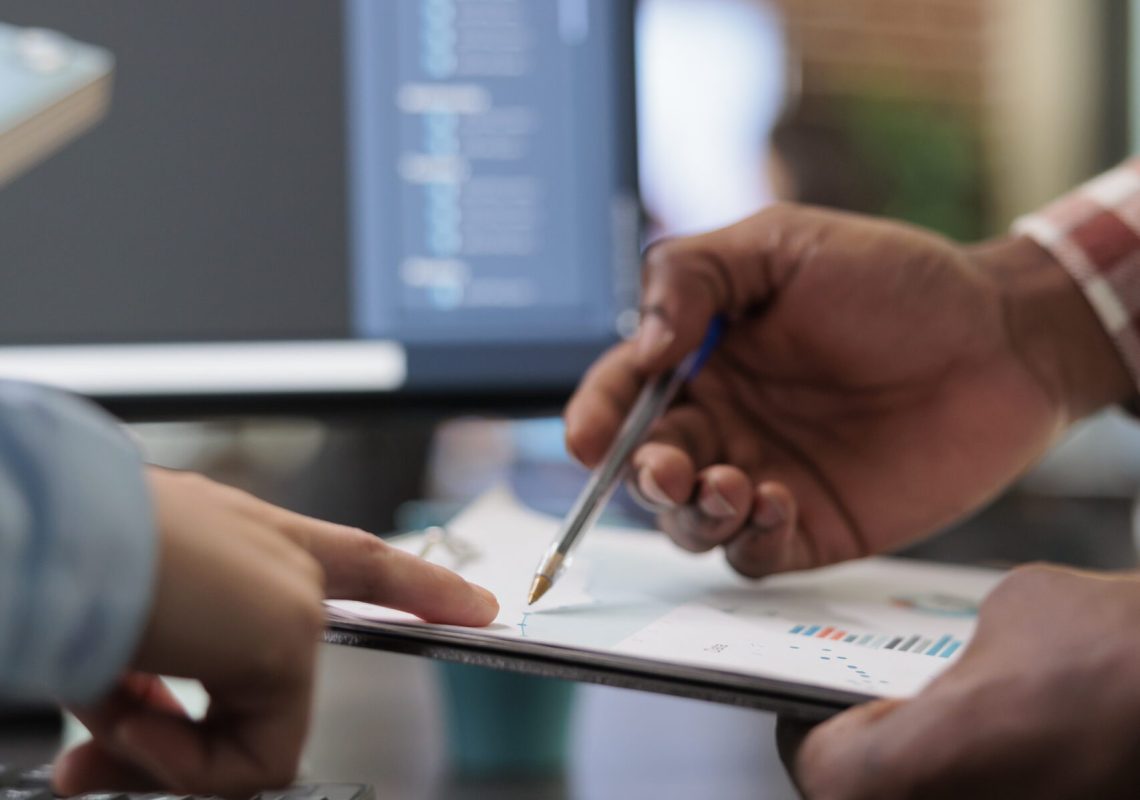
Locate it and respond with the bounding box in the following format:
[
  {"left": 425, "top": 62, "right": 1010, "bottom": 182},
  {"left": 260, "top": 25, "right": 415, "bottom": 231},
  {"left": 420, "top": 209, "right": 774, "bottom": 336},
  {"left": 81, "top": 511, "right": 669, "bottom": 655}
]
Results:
[
  {"left": 795, "top": 698, "right": 907, "bottom": 799},
  {"left": 635, "top": 205, "right": 812, "bottom": 372}
]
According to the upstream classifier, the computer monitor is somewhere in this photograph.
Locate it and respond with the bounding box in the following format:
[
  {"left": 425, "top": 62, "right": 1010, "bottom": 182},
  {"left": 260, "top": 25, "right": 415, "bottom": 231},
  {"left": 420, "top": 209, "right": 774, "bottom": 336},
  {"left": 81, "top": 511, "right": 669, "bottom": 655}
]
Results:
[{"left": 0, "top": 0, "right": 638, "bottom": 415}]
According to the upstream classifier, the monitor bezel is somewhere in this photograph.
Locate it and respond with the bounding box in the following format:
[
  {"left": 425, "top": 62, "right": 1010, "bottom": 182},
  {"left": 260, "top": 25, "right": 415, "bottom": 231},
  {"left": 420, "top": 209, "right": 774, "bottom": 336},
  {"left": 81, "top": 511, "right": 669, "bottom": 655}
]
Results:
[{"left": 0, "top": 0, "right": 640, "bottom": 421}]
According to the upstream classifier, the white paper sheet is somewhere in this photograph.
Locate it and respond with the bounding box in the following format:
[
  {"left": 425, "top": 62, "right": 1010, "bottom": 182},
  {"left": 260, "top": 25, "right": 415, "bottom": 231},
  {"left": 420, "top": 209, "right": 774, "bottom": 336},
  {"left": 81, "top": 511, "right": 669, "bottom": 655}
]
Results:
[{"left": 327, "top": 487, "right": 1004, "bottom": 698}]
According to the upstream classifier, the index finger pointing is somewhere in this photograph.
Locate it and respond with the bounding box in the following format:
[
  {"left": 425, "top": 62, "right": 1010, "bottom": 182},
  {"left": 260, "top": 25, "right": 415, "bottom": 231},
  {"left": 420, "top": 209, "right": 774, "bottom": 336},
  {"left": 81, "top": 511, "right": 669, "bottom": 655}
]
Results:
[
  {"left": 344, "top": 536, "right": 499, "bottom": 626},
  {"left": 269, "top": 512, "right": 498, "bottom": 626}
]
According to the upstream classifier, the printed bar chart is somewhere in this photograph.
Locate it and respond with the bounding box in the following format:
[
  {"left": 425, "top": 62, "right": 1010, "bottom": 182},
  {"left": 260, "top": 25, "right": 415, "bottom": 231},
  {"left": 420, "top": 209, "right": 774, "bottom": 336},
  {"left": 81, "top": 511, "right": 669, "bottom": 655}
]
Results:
[{"left": 787, "top": 624, "right": 964, "bottom": 657}]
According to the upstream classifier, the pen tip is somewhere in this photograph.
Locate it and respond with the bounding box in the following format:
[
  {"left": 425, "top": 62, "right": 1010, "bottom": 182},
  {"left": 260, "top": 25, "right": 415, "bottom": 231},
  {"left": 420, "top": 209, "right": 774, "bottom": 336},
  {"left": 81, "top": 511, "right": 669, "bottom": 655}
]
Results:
[{"left": 527, "top": 575, "right": 552, "bottom": 606}]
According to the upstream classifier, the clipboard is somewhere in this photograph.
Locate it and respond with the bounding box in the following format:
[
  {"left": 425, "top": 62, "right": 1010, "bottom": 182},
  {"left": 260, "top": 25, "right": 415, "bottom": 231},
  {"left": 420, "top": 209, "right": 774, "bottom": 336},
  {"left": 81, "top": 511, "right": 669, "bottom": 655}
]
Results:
[
  {"left": 325, "top": 616, "right": 869, "bottom": 721},
  {"left": 325, "top": 488, "right": 1003, "bottom": 721}
]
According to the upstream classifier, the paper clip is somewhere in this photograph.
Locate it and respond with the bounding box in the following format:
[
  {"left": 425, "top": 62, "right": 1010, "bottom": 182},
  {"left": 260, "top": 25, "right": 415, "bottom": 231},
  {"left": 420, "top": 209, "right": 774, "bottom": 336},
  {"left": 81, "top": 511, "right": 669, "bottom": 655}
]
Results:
[{"left": 416, "top": 525, "right": 480, "bottom": 569}]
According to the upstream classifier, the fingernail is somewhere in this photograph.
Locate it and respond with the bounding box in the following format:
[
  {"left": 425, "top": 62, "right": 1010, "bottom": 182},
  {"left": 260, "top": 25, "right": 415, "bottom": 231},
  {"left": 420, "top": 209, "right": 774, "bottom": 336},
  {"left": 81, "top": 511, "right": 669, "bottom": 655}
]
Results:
[
  {"left": 698, "top": 486, "right": 736, "bottom": 519},
  {"left": 637, "top": 313, "right": 675, "bottom": 360},
  {"left": 639, "top": 468, "right": 676, "bottom": 509},
  {"left": 752, "top": 492, "right": 787, "bottom": 530}
]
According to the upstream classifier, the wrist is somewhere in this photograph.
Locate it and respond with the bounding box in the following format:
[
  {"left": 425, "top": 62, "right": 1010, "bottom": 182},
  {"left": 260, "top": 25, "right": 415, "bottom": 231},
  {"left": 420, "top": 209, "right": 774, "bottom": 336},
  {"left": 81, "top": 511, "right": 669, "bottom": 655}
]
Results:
[{"left": 971, "top": 235, "right": 1133, "bottom": 423}]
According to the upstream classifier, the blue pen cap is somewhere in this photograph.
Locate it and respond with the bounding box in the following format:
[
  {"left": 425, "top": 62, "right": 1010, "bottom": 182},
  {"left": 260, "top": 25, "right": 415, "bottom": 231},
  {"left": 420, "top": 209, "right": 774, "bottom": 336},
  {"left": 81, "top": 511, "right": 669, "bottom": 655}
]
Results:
[{"left": 686, "top": 314, "right": 726, "bottom": 378}]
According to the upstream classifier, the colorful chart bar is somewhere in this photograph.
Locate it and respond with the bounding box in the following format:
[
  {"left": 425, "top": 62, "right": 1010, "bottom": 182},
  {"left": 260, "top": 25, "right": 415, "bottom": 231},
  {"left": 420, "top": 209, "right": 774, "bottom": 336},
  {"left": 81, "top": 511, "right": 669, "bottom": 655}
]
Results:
[
  {"left": 927, "top": 634, "right": 952, "bottom": 657},
  {"left": 787, "top": 624, "right": 964, "bottom": 657}
]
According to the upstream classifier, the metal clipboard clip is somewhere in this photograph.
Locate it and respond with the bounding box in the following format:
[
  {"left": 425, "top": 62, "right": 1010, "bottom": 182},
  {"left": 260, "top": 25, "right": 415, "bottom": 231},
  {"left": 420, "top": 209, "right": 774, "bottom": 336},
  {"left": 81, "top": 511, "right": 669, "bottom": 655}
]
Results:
[{"left": 415, "top": 525, "right": 480, "bottom": 571}]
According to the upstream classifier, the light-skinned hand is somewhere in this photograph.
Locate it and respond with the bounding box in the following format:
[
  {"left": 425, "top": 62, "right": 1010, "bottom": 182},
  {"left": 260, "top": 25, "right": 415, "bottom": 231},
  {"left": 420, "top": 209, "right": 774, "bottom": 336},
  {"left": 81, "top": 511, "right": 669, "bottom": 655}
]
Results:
[
  {"left": 565, "top": 204, "right": 1131, "bottom": 576},
  {"left": 51, "top": 467, "right": 498, "bottom": 799}
]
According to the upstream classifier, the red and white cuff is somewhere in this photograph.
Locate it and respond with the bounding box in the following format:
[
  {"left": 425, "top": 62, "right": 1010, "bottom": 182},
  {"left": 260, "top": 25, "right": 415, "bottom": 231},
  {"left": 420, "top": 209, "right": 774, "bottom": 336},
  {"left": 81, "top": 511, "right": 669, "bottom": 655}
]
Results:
[{"left": 1012, "top": 159, "right": 1140, "bottom": 393}]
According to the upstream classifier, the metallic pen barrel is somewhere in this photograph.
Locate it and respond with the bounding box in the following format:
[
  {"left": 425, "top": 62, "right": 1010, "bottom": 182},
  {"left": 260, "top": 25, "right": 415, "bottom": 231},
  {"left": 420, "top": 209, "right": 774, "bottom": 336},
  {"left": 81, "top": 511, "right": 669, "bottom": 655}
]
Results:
[
  {"left": 525, "top": 361, "right": 692, "bottom": 606},
  {"left": 526, "top": 317, "right": 725, "bottom": 605}
]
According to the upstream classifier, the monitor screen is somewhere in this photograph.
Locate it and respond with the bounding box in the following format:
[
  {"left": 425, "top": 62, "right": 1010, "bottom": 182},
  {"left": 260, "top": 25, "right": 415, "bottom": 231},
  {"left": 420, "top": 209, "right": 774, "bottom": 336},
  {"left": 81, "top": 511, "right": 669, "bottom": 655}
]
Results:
[{"left": 0, "top": 0, "right": 638, "bottom": 411}]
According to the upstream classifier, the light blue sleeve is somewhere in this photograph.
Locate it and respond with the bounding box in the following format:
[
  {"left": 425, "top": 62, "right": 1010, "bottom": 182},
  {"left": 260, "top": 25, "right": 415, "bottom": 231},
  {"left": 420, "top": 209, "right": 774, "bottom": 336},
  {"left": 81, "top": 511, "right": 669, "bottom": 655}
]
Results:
[{"left": 0, "top": 380, "right": 156, "bottom": 705}]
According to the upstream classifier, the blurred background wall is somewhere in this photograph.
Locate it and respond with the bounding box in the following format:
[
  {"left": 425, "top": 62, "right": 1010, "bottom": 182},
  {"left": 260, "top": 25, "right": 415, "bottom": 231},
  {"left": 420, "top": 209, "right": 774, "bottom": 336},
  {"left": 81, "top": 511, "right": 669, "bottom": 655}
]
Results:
[
  {"left": 725, "top": 0, "right": 1140, "bottom": 608},
  {"left": 668, "top": 0, "right": 1124, "bottom": 240}
]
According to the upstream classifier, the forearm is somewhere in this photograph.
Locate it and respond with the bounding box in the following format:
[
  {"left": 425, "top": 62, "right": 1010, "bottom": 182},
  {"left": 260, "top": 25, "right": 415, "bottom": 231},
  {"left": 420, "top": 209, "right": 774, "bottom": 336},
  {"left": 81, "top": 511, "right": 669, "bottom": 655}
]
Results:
[{"left": 0, "top": 381, "right": 155, "bottom": 704}]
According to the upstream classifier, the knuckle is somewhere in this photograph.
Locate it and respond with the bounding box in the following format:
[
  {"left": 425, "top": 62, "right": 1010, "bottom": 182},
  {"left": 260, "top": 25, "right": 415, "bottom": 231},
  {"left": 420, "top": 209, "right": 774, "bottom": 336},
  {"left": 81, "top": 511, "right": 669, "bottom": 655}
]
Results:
[
  {"left": 217, "top": 481, "right": 259, "bottom": 509},
  {"left": 1010, "top": 560, "right": 1056, "bottom": 579},
  {"left": 756, "top": 201, "right": 826, "bottom": 233},
  {"left": 178, "top": 471, "right": 255, "bottom": 509},
  {"left": 346, "top": 525, "right": 372, "bottom": 541},
  {"left": 757, "top": 200, "right": 796, "bottom": 222},
  {"left": 176, "top": 470, "right": 212, "bottom": 491},
  {"left": 357, "top": 533, "right": 395, "bottom": 597},
  {"left": 985, "top": 561, "right": 1059, "bottom": 606},
  {"left": 354, "top": 527, "right": 386, "bottom": 557},
  {"left": 747, "top": 202, "right": 801, "bottom": 245}
]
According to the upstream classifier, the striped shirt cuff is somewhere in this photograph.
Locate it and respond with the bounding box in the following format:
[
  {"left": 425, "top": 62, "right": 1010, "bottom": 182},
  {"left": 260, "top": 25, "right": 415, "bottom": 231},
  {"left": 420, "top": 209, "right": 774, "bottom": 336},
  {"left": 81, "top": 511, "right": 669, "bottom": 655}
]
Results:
[{"left": 1012, "top": 158, "right": 1140, "bottom": 395}]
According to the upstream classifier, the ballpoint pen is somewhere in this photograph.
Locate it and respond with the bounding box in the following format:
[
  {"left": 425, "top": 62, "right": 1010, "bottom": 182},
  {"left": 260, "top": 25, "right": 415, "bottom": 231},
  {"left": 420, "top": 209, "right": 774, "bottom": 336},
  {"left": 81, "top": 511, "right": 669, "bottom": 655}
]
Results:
[{"left": 526, "top": 316, "right": 725, "bottom": 605}]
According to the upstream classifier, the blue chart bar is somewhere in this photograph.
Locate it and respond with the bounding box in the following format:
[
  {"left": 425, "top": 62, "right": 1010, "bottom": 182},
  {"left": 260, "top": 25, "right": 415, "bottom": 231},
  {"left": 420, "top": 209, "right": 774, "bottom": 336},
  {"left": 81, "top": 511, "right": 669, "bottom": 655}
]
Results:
[
  {"left": 785, "top": 625, "right": 966, "bottom": 659},
  {"left": 940, "top": 640, "right": 962, "bottom": 658},
  {"left": 926, "top": 634, "right": 952, "bottom": 657}
]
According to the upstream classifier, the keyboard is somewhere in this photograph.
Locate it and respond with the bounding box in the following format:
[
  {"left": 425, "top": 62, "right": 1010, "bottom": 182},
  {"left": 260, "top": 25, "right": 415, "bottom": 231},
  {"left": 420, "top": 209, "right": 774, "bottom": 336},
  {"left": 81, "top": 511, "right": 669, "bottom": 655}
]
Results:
[{"left": 0, "top": 763, "right": 375, "bottom": 800}]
